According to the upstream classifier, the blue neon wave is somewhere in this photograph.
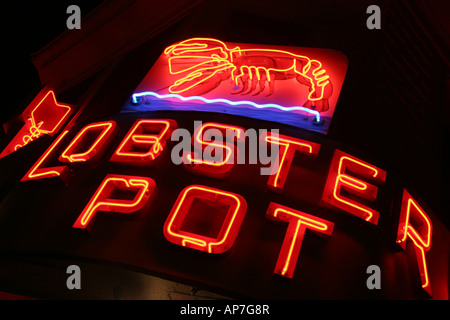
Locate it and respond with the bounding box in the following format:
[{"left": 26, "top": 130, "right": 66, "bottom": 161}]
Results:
[{"left": 131, "top": 91, "right": 321, "bottom": 123}]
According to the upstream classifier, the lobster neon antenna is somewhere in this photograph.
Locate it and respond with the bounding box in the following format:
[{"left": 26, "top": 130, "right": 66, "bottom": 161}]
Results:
[{"left": 131, "top": 91, "right": 322, "bottom": 124}]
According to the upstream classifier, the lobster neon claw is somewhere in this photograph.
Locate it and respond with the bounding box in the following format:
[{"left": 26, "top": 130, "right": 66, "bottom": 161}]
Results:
[
  {"left": 164, "top": 38, "right": 231, "bottom": 59},
  {"left": 131, "top": 91, "right": 322, "bottom": 123}
]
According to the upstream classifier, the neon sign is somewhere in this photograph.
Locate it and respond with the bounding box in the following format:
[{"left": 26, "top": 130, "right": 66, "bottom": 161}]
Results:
[
  {"left": 163, "top": 38, "right": 331, "bottom": 106},
  {"left": 164, "top": 185, "right": 247, "bottom": 254},
  {"left": 59, "top": 121, "right": 118, "bottom": 164},
  {"left": 321, "top": 150, "right": 387, "bottom": 225},
  {"left": 396, "top": 189, "right": 433, "bottom": 295},
  {"left": 0, "top": 88, "right": 73, "bottom": 159},
  {"left": 266, "top": 202, "right": 334, "bottom": 278},
  {"left": 110, "top": 119, "right": 177, "bottom": 165},
  {"left": 182, "top": 122, "right": 246, "bottom": 178},
  {"left": 73, "top": 174, "right": 156, "bottom": 231},
  {"left": 15, "top": 117, "right": 446, "bottom": 298},
  {"left": 21, "top": 130, "right": 71, "bottom": 183},
  {"left": 261, "top": 131, "right": 321, "bottom": 193},
  {"left": 131, "top": 91, "right": 323, "bottom": 123},
  {"left": 124, "top": 38, "right": 348, "bottom": 134}
]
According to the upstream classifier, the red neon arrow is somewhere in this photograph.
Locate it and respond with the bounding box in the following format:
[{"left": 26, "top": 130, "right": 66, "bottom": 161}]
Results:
[
  {"left": 0, "top": 89, "right": 73, "bottom": 159},
  {"left": 30, "top": 90, "right": 72, "bottom": 134}
]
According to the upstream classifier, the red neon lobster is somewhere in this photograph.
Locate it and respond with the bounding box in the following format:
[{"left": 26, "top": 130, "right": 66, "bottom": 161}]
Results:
[{"left": 164, "top": 38, "right": 333, "bottom": 112}]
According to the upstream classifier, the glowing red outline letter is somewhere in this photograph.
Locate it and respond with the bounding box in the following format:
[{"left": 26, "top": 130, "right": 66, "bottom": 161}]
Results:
[
  {"left": 59, "top": 121, "right": 117, "bottom": 164},
  {"left": 163, "top": 185, "right": 247, "bottom": 253},
  {"left": 266, "top": 202, "right": 334, "bottom": 278},
  {"left": 73, "top": 174, "right": 156, "bottom": 231},
  {"left": 182, "top": 122, "right": 245, "bottom": 178},
  {"left": 110, "top": 119, "right": 177, "bottom": 165},
  {"left": 321, "top": 149, "right": 386, "bottom": 225},
  {"left": 21, "top": 130, "right": 70, "bottom": 183},
  {"left": 396, "top": 189, "right": 433, "bottom": 296},
  {"left": 261, "top": 131, "right": 320, "bottom": 193}
]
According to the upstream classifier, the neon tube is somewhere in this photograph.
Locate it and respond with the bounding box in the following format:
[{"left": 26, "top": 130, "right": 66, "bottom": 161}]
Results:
[{"left": 131, "top": 91, "right": 322, "bottom": 123}]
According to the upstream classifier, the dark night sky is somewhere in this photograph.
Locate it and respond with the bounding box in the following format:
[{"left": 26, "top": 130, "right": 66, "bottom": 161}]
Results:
[{"left": 1, "top": 2, "right": 104, "bottom": 126}]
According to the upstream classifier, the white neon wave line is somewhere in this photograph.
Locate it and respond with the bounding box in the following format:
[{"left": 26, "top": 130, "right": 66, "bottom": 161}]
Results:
[{"left": 131, "top": 91, "right": 321, "bottom": 123}]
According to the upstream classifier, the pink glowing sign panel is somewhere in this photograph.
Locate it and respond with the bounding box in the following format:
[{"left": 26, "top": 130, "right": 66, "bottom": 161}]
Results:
[{"left": 125, "top": 38, "right": 348, "bottom": 134}]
